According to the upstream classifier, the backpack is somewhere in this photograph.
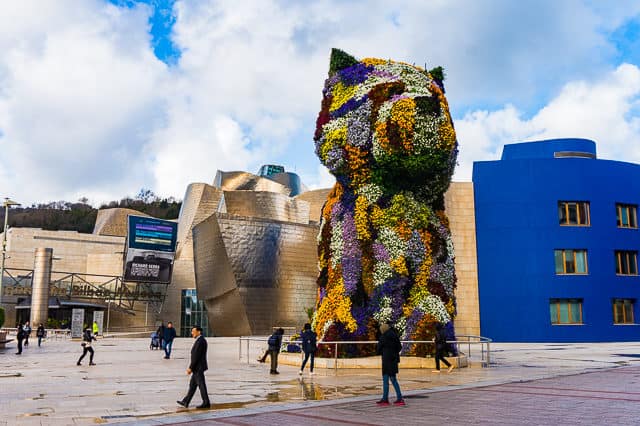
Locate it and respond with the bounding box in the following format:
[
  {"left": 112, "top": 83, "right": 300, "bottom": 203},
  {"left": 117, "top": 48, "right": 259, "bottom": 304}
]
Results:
[{"left": 267, "top": 334, "right": 278, "bottom": 349}]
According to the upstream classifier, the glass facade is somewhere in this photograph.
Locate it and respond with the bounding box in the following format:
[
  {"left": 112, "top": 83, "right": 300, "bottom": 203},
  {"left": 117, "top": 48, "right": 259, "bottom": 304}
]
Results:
[{"left": 180, "top": 289, "right": 210, "bottom": 337}]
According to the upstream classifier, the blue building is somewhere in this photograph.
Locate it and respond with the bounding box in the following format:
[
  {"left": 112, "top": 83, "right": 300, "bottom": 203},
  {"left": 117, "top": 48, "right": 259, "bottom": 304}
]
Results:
[{"left": 473, "top": 138, "right": 640, "bottom": 341}]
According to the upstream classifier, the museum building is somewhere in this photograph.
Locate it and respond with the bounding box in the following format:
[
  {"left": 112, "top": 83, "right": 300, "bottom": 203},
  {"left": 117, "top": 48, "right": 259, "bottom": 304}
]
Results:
[{"left": 474, "top": 138, "right": 640, "bottom": 342}]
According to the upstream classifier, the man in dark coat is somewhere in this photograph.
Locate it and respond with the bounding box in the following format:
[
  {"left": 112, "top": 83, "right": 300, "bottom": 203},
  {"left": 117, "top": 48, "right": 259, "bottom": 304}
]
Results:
[
  {"left": 177, "top": 326, "right": 210, "bottom": 409},
  {"left": 433, "top": 322, "right": 454, "bottom": 373},
  {"left": 163, "top": 321, "right": 177, "bottom": 359},
  {"left": 15, "top": 323, "right": 25, "bottom": 355},
  {"left": 376, "top": 322, "right": 404, "bottom": 406}
]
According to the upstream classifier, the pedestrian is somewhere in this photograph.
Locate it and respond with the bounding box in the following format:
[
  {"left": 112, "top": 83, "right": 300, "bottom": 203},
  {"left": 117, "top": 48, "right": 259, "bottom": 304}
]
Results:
[
  {"left": 15, "top": 323, "right": 25, "bottom": 355},
  {"left": 299, "top": 323, "right": 317, "bottom": 376},
  {"left": 257, "top": 328, "right": 284, "bottom": 374},
  {"left": 177, "top": 326, "right": 210, "bottom": 409},
  {"left": 163, "top": 321, "right": 177, "bottom": 359},
  {"left": 156, "top": 322, "right": 166, "bottom": 349},
  {"left": 36, "top": 323, "right": 46, "bottom": 347},
  {"left": 23, "top": 321, "right": 32, "bottom": 347},
  {"left": 376, "top": 321, "right": 405, "bottom": 406},
  {"left": 92, "top": 320, "right": 99, "bottom": 336},
  {"left": 77, "top": 327, "right": 97, "bottom": 366},
  {"left": 432, "top": 322, "right": 454, "bottom": 373}
]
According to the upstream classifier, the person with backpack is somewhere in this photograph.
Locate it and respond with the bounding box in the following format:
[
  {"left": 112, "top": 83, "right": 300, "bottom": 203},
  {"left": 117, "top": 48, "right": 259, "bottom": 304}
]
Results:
[
  {"left": 299, "top": 323, "right": 317, "bottom": 376},
  {"left": 433, "top": 322, "right": 454, "bottom": 373},
  {"left": 376, "top": 321, "right": 405, "bottom": 406},
  {"left": 36, "top": 323, "right": 46, "bottom": 347},
  {"left": 258, "top": 328, "right": 284, "bottom": 374},
  {"left": 77, "top": 327, "right": 97, "bottom": 366}
]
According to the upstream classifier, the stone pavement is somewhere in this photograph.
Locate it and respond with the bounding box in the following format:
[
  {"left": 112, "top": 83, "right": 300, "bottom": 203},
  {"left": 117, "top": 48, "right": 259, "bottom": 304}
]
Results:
[{"left": 1, "top": 337, "right": 639, "bottom": 425}]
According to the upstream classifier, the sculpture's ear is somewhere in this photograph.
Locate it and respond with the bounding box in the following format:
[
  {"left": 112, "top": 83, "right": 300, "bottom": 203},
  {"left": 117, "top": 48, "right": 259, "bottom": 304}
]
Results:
[{"left": 329, "top": 48, "right": 358, "bottom": 76}]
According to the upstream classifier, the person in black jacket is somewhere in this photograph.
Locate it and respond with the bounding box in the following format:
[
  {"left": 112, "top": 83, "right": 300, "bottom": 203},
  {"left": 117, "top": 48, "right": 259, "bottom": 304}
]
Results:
[
  {"left": 258, "top": 328, "right": 284, "bottom": 374},
  {"left": 15, "top": 323, "right": 25, "bottom": 355},
  {"left": 163, "top": 321, "right": 177, "bottom": 359},
  {"left": 376, "top": 322, "right": 404, "bottom": 406},
  {"left": 433, "top": 322, "right": 454, "bottom": 373},
  {"left": 299, "top": 323, "right": 317, "bottom": 376},
  {"left": 36, "top": 323, "right": 46, "bottom": 347},
  {"left": 177, "top": 326, "right": 210, "bottom": 409},
  {"left": 77, "top": 328, "right": 97, "bottom": 366}
]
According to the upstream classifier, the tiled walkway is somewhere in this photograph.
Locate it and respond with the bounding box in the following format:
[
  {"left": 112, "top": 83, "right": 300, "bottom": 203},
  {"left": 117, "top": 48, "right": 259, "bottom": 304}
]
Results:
[{"left": 1, "top": 337, "right": 640, "bottom": 425}]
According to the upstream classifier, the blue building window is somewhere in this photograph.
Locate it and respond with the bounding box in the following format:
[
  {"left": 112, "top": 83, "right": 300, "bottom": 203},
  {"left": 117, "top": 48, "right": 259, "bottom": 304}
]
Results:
[
  {"left": 550, "top": 299, "right": 583, "bottom": 324},
  {"left": 558, "top": 201, "right": 590, "bottom": 226},
  {"left": 554, "top": 249, "right": 588, "bottom": 274},
  {"left": 613, "top": 299, "right": 635, "bottom": 324},
  {"left": 615, "top": 251, "right": 638, "bottom": 275},
  {"left": 181, "top": 289, "right": 210, "bottom": 337},
  {"left": 616, "top": 204, "right": 637, "bottom": 229}
]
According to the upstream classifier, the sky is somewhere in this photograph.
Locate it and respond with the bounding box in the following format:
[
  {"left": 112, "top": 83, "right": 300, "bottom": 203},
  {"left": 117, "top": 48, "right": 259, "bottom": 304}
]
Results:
[{"left": 1, "top": 0, "right": 640, "bottom": 207}]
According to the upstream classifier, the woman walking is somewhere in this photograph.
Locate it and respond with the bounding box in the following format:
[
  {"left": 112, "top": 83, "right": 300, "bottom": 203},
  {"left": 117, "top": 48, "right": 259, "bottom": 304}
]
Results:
[
  {"left": 77, "top": 327, "right": 97, "bottom": 366},
  {"left": 376, "top": 322, "right": 405, "bottom": 406},
  {"left": 299, "top": 323, "right": 317, "bottom": 376}
]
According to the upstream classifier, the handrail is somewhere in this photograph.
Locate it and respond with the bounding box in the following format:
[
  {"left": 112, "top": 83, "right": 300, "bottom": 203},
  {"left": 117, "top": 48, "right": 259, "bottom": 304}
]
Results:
[{"left": 238, "top": 334, "right": 492, "bottom": 371}]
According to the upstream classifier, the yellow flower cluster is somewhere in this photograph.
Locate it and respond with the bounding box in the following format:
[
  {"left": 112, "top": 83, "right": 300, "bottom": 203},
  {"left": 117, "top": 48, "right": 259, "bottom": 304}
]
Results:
[
  {"left": 390, "top": 98, "right": 416, "bottom": 151},
  {"left": 344, "top": 144, "right": 370, "bottom": 188},
  {"left": 330, "top": 81, "right": 357, "bottom": 112},
  {"left": 354, "top": 195, "right": 370, "bottom": 241},
  {"left": 361, "top": 252, "right": 375, "bottom": 296},
  {"left": 314, "top": 273, "right": 357, "bottom": 335},
  {"left": 390, "top": 256, "right": 408, "bottom": 276},
  {"left": 446, "top": 298, "right": 456, "bottom": 316},
  {"left": 370, "top": 204, "right": 384, "bottom": 229},
  {"left": 361, "top": 58, "right": 388, "bottom": 66},
  {"left": 374, "top": 122, "right": 391, "bottom": 154},
  {"left": 320, "top": 127, "right": 347, "bottom": 161}
]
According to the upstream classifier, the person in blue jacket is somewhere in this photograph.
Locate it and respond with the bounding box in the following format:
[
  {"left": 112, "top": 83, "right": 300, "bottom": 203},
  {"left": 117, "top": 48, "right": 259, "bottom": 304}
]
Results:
[{"left": 163, "top": 321, "right": 177, "bottom": 359}]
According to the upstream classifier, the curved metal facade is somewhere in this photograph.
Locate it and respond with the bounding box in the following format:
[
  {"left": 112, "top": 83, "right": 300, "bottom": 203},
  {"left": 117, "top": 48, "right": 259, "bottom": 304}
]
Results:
[{"left": 473, "top": 138, "right": 640, "bottom": 342}]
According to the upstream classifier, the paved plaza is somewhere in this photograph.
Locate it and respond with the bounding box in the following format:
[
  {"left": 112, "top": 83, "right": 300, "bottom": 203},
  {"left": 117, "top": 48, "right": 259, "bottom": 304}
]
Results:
[{"left": 1, "top": 337, "right": 639, "bottom": 425}]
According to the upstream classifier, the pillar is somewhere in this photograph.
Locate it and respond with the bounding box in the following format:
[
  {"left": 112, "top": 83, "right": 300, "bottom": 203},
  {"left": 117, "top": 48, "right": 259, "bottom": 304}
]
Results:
[{"left": 31, "top": 248, "right": 53, "bottom": 327}]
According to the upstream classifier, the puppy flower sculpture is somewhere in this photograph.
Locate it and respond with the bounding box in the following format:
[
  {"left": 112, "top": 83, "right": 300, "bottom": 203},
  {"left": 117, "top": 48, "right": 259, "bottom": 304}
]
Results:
[{"left": 313, "top": 49, "right": 458, "bottom": 355}]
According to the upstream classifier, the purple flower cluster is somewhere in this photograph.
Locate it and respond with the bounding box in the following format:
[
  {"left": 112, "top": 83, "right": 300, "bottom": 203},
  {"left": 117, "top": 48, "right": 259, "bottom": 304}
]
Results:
[
  {"left": 326, "top": 147, "right": 346, "bottom": 173},
  {"left": 430, "top": 258, "right": 456, "bottom": 296},
  {"left": 405, "top": 231, "right": 425, "bottom": 272},
  {"left": 347, "top": 100, "right": 373, "bottom": 148},
  {"left": 339, "top": 63, "right": 373, "bottom": 86},
  {"left": 341, "top": 213, "right": 362, "bottom": 296},
  {"left": 330, "top": 95, "right": 369, "bottom": 119},
  {"left": 372, "top": 242, "right": 390, "bottom": 262}
]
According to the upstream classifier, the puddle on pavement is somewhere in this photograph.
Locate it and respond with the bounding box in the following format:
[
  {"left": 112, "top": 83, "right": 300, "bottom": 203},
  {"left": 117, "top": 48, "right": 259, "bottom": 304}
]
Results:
[{"left": 0, "top": 372, "right": 22, "bottom": 378}]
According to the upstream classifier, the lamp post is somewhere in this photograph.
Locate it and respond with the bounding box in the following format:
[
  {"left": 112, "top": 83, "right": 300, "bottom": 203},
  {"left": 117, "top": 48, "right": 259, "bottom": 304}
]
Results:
[{"left": 0, "top": 198, "right": 21, "bottom": 306}]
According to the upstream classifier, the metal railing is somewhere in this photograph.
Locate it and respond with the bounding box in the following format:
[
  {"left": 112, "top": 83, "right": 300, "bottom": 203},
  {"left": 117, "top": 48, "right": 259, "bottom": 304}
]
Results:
[{"left": 239, "top": 334, "right": 492, "bottom": 372}]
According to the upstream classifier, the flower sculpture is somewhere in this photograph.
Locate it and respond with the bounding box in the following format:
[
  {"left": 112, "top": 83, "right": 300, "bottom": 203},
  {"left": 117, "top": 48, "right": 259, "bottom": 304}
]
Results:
[{"left": 313, "top": 49, "right": 458, "bottom": 356}]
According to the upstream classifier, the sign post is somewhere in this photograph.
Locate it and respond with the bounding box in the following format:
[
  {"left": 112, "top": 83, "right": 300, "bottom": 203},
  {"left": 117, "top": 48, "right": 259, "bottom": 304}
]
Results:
[{"left": 71, "top": 308, "right": 85, "bottom": 339}]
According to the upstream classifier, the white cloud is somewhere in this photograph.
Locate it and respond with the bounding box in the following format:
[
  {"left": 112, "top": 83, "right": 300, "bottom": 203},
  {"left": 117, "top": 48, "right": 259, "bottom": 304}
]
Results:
[
  {"left": 454, "top": 63, "right": 640, "bottom": 180},
  {"left": 1, "top": 0, "right": 640, "bottom": 206}
]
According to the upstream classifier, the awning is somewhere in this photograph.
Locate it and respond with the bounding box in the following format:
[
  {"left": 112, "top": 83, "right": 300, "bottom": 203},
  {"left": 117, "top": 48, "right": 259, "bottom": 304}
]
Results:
[{"left": 15, "top": 297, "right": 106, "bottom": 310}]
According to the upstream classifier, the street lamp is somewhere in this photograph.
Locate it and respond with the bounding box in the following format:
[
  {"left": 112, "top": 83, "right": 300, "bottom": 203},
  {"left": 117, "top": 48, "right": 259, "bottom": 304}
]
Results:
[{"left": 0, "top": 198, "right": 21, "bottom": 306}]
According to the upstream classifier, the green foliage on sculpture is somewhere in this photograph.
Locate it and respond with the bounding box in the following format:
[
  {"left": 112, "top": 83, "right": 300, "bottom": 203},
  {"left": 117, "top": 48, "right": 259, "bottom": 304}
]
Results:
[{"left": 313, "top": 49, "right": 459, "bottom": 356}]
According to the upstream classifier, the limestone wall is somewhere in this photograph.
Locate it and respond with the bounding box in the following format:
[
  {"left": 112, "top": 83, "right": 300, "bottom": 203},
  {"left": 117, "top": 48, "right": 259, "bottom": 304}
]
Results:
[{"left": 445, "top": 182, "right": 481, "bottom": 337}]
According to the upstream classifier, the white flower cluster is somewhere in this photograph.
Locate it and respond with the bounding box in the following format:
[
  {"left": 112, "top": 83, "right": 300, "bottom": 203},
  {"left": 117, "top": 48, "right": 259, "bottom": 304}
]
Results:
[
  {"left": 373, "top": 296, "right": 393, "bottom": 324},
  {"left": 354, "top": 72, "right": 399, "bottom": 99},
  {"left": 322, "top": 320, "right": 334, "bottom": 337},
  {"left": 373, "top": 261, "right": 393, "bottom": 287},
  {"left": 413, "top": 113, "right": 440, "bottom": 154},
  {"left": 395, "top": 316, "right": 407, "bottom": 339},
  {"left": 445, "top": 235, "right": 455, "bottom": 259},
  {"left": 418, "top": 295, "right": 450, "bottom": 324},
  {"left": 320, "top": 116, "right": 348, "bottom": 143},
  {"left": 378, "top": 227, "right": 406, "bottom": 260},
  {"left": 317, "top": 217, "right": 327, "bottom": 243},
  {"left": 376, "top": 62, "right": 432, "bottom": 96},
  {"left": 357, "top": 183, "right": 383, "bottom": 205},
  {"left": 376, "top": 100, "right": 394, "bottom": 123},
  {"left": 330, "top": 220, "right": 343, "bottom": 268}
]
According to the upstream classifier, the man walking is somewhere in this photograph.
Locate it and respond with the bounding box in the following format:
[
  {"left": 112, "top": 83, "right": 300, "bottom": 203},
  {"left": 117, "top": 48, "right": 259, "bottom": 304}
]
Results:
[
  {"left": 15, "top": 323, "right": 25, "bottom": 355},
  {"left": 23, "top": 321, "right": 32, "bottom": 347},
  {"left": 163, "top": 321, "right": 177, "bottom": 359},
  {"left": 177, "top": 326, "right": 210, "bottom": 409}
]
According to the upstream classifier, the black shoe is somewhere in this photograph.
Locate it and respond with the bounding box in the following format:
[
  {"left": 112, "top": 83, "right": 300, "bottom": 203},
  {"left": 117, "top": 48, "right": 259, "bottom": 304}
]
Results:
[
  {"left": 77, "top": 362, "right": 81, "bottom": 366},
  {"left": 164, "top": 356, "right": 169, "bottom": 359},
  {"left": 89, "top": 362, "right": 96, "bottom": 366},
  {"left": 196, "top": 403, "right": 211, "bottom": 409},
  {"left": 269, "top": 370, "right": 279, "bottom": 374},
  {"left": 16, "top": 352, "right": 21, "bottom": 355},
  {"left": 176, "top": 400, "right": 188, "bottom": 408}
]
